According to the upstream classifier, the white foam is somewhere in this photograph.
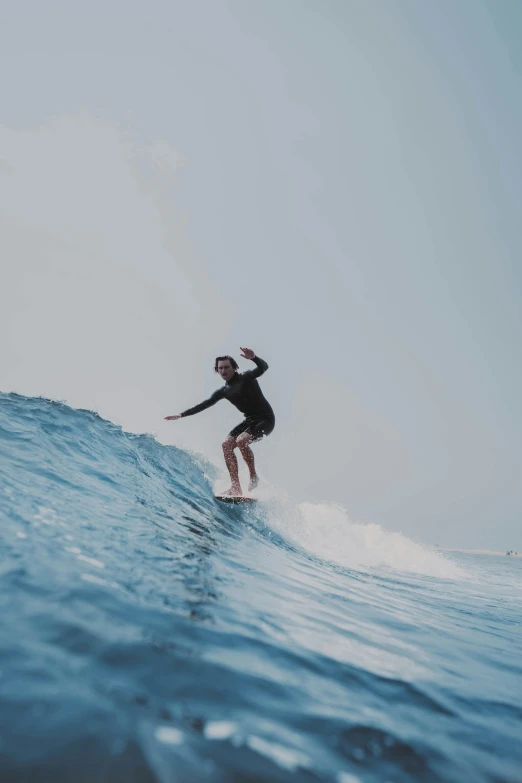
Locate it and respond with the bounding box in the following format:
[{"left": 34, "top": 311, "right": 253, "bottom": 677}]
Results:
[
  {"left": 266, "top": 499, "right": 462, "bottom": 579},
  {"left": 154, "top": 726, "right": 184, "bottom": 746},
  {"left": 80, "top": 573, "right": 121, "bottom": 590},
  {"left": 204, "top": 721, "right": 238, "bottom": 741},
  {"left": 337, "top": 773, "right": 362, "bottom": 783},
  {"left": 246, "top": 735, "right": 310, "bottom": 772},
  {"left": 77, "top": 554, "right": 105, "bottom": 569}
]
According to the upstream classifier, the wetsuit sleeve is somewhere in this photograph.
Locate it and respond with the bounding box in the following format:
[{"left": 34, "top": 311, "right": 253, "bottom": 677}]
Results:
[
  {"left": 180, "top": 389, "right": 223, "bottom": 417},
  {"left": 243, "top": 355, "right": 269, "bottom": 379}
]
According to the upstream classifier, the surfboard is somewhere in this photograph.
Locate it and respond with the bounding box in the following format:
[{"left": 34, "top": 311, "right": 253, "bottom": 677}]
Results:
[{"left": 215, "top": 495, "right": 257, "bottom": 504}]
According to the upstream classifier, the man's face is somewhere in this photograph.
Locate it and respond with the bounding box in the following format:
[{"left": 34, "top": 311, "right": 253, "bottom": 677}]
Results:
[{"left": 217, "top": 360, "right": 235, "bottom": 382}]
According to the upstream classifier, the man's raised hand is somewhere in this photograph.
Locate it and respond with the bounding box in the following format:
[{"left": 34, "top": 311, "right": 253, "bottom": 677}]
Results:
[
  {"left": 240, "top": 347, "right": 256, "bottom": 360},
  {"left": 164, "top": 414, "right": 182, "bottom": 421}
]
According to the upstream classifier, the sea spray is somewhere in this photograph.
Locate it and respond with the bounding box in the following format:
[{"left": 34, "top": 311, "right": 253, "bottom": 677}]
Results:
[{"left": 264, "top": 500, "right": 462, "bottom": 578}]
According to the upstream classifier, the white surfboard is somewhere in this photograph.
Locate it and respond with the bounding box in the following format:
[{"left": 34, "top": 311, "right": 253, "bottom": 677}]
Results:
[{"left": 215, "top": 495, "right": 257, "bottom": 505}]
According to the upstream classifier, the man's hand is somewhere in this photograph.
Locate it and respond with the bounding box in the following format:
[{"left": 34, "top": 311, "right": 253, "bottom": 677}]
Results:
[
  {"left": 164, "top": 414, "right": 182, "bottom": 421},
  {"left": 240, "top": 347, "right": 256, "bottom": 361}
]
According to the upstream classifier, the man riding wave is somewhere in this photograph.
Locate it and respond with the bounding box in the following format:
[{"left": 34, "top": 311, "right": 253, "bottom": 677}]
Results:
[{"left": 165, "top": 348, "right": 274, "bottom": 496}]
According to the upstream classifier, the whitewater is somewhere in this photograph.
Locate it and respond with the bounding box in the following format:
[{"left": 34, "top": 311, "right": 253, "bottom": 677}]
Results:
[{"left": 1, "top": 391, "right": 521, "bottom": 783}]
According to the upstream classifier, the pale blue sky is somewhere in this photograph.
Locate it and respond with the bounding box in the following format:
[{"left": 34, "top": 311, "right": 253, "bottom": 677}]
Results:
[{"left": 1, "top": 1, "right": 521, "bottom": 548}]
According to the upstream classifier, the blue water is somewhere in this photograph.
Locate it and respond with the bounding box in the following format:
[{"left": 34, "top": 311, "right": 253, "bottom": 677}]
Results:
[{"left": 1, "top": 392, "right": 521, "bottom": 783}]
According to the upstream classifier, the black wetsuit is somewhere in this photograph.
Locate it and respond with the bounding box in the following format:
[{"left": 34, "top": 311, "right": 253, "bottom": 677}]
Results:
[{"left": 180, "top": 356, "right": 275, "bottom": 442}]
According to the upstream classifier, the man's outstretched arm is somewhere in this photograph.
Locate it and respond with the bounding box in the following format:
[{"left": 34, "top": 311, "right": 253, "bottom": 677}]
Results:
[
  {"left": 165, "top": 389, "right": 223, "bottom": 421},
  {"left": 240, "top": 346, "right": 268, "bottom": 378}
]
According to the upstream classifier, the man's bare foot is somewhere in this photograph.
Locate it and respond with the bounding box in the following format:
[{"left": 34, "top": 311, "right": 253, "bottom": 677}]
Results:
[
  {"left": 222, "top": 484, "right": 242, "bottom": 497},
  {"left": 248, "top": 475, "right": 259, "bottom": 492}
]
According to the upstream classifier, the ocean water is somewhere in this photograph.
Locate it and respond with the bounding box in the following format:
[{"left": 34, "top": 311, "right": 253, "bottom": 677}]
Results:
[{"left": 1, "top": 391, "right": 521, "bottom": 783}]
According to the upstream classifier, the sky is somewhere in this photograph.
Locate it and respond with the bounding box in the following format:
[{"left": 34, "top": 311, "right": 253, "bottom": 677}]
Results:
[{"left": 1, "top": 0, "right": 521, "bottom": 548}]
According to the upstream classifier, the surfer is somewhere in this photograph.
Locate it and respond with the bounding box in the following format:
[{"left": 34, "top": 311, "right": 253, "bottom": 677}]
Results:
[{"left": 165, "top": 348, "right": 274, "bottom": 496}]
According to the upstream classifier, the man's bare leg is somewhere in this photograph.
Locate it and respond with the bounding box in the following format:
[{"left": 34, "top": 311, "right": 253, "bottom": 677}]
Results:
[
  {"left": 236, "top": 432, "right": 259, "bottom": 492},
  {"left": 222, "top": 436, "right": 242, "bottom": 495}
]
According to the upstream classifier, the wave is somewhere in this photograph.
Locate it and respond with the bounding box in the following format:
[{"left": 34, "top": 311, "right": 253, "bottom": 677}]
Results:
[{"left": 1, "top": 392, "right": 520, "bottom": 783}]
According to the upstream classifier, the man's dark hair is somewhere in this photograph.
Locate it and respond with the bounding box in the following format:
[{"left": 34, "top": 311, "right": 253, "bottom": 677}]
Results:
[{"left": 214, "top": 355, "right": 239, "bottom": 373}]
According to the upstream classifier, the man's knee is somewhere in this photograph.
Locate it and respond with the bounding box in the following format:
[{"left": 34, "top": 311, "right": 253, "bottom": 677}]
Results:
[
  {"left": 236, "top": 432, "right": 252, "bottom": 450},
  {"left": 222, "top": 436, "right": 236, "bottom": 453}
]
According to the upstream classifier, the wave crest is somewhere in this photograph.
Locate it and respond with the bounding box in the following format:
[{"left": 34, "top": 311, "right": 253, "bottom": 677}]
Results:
[{"left": 266, "top": 500, "right": 462, "bottom": 579}]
